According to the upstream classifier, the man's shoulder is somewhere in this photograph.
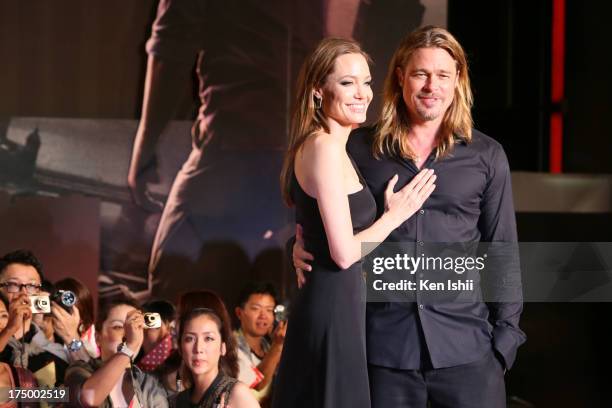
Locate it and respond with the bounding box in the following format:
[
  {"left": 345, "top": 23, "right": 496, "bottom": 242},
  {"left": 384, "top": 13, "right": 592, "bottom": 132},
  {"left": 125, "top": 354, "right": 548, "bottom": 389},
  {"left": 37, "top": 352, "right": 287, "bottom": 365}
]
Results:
[
  {"left": 468, "top": 129, "right": 506, "bottom": 155},
  {"left": 350, "top": 124, "right": 377, "bottom": 138},
  {"left": 466, "top": 129, "right": 511, "bottom": 175},
  {"left": 347, "top": 124, "right": 376, "bottom": 158},
  {"left": 233, "top": 329, "right": 250, "bottom": 354}
]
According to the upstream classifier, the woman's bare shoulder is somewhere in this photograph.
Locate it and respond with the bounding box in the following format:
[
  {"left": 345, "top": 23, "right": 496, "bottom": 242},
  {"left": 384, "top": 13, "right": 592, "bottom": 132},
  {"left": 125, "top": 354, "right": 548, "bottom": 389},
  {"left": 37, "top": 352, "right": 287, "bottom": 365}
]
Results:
[
  {"left": 226, "top": 381, "right": 260, "bottom": 408},
  {"left": 299, "top": 131, "right": 343, "bottom": 162}
]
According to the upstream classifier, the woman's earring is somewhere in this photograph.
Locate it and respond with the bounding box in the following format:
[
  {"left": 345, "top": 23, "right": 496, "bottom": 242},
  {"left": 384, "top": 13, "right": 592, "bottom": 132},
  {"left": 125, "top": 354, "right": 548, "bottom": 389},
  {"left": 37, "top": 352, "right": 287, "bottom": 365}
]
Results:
[{"left": 314, "top": 96, "right": 322, "bottom": 110}]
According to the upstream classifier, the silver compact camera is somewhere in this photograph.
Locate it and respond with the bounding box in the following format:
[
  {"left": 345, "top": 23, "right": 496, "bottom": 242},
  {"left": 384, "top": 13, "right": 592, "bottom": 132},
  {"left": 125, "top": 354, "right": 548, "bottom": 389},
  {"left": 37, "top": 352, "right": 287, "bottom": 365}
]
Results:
[
  {"left": 274, "top": 304, "right": 288, "bottom": 323},
  {"left": 29, "top": 295, "right": 51, "bottom": 314},
  {"left": 143, "top": 312, "right": 162, "bottom": 329}
]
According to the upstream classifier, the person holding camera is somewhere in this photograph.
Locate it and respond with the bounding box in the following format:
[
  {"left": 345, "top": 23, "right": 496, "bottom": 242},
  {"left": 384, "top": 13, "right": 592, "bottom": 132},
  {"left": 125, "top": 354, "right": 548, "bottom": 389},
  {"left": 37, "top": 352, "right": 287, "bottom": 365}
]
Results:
[
  {"left": 0, "top": 250, "right": 82, "bottom": 386},
  {"left": 55, "top": 278, "right": 99, "bottom": 359},
  {"left": 39, "top": 280, "right": 92, "bottom": 365},
  {"left": 234, "top": 282, "right": 286, "bottom": 403},
  {"left": 64, "top": 299, "right": 169, "bottom": 407},
  {"left": 136, "top": 299, "right": 176, "bottom": 373},
  {"left": 0, "top": 292, "right": 40, "bottom": 408}
]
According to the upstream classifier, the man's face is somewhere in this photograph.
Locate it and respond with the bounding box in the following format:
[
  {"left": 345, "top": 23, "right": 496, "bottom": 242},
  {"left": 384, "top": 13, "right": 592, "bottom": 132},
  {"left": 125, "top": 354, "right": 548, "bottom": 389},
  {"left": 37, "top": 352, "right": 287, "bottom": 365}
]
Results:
[
  {"left": 236, "top": 293, "right": 275, "bottom": 338},
  {"left": 0, "top": 263, "right": 42, "bottom": 302},
  {"left": 396, "top": 47, "right": 458, "bottom": 125}
]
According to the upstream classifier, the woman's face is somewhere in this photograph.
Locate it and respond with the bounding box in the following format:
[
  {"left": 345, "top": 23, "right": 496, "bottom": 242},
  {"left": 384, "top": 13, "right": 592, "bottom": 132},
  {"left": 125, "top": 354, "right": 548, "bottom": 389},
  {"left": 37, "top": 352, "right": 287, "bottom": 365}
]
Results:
[
  {"left": 181, "top": 315, "right": 226, "bottom": 379},
  {"left": 97, "top": 304, "right": 137, "bottom": 361},
  {"left": 0, "top": 301, "right": 8, "bottom": 331},
  {"left": 316, "top": 52, "right": 373, "bottom": 127}
]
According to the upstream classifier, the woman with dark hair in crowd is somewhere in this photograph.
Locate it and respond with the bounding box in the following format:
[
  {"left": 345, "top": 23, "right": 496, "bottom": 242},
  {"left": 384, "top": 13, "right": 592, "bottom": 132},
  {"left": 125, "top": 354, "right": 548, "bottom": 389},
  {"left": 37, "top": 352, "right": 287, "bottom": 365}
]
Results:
[
  {"left": 177, "top": 290, "right": 238, "bottom": 378},
  {"left": 161, "top": 290, "right": 239, "bottom": 396},
  {"left": 172, "top": 308, "right": 258, "bottom": 408},
  {"left": 0, "top": 292, "right": 39, "bottom": 407},
  {"left": 55, "top": 277, "right": 98, "bottom": 359},
  {"left": 64, "top": 299, "right": 169, "bottom": 407}
]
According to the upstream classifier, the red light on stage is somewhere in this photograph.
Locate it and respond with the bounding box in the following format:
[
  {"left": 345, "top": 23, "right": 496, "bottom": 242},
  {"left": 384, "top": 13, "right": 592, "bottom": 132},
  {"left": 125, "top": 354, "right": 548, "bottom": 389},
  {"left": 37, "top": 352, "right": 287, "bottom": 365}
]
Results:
[{"left": 550, "top": 0, "right": 565, "bottom": 173}]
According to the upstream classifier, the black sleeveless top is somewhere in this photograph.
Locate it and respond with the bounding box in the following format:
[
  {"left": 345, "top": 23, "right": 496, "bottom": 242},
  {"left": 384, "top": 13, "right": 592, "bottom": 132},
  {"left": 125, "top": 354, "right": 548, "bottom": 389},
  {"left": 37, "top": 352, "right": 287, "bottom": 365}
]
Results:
[
  {"left": 172, "top": 372, "right": 238, "bottom": 408},
  {"left": 291, "top": 157, "right": 376, "bottom": 270}
]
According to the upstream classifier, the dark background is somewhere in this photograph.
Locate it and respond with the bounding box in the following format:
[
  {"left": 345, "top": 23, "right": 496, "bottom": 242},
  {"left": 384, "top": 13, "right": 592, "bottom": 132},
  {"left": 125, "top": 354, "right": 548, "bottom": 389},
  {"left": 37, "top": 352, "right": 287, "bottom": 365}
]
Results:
[{"left": 449, "top": 1, "right": 612, "bottom": 406}]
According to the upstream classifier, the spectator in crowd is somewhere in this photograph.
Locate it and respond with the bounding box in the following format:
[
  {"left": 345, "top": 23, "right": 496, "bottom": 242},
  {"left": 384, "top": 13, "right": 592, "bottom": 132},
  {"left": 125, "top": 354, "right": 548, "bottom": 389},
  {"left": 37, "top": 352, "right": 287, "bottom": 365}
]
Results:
[
  {"left": 0, "top": 293, "right": 8, "bottom": 332},
  {"left": 0, "top": 288, "right": 31, "bottom": 354},
  {"left": 0, "top": 250, "right": 82, "bottom": 386},
  {"left": 0, "top": 292, "right": 39, "bottom": 407},
  {"left": 158, "top": 290, "right": 239, "bottom": 396},
  {"left": 32, "top": 280, "right": 55, "bottom": 342},
  {"left": 137, "top": 299, "right": 176, "bottom": 373},
  {"left": 177, "top": 290, "right": 239, "bottom": 378},
  {"left": 172, "top": 308, "right": 258, "bottom": 408},
  {"left": 64, "top": 299, "right": 169, "bottom": 407},
  {"left": 234, "top": 282, "right": 286, "bottom": 402},
  {"left": 55, "top": 278, "right": 98, "bottom": 358}
]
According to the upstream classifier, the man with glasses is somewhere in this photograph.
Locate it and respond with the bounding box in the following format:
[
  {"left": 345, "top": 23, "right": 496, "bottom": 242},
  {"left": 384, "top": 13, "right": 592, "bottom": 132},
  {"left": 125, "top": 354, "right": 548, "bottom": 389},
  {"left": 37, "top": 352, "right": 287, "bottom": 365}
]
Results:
[
  {"left": 0, "top": 250, "right": 84, "bottom": 386},
  {"left": 0, "top": 250, "right": 42, "bottom": 302},
  {"left": 0, "top": 250, "right": 44, "bottom": 344}
]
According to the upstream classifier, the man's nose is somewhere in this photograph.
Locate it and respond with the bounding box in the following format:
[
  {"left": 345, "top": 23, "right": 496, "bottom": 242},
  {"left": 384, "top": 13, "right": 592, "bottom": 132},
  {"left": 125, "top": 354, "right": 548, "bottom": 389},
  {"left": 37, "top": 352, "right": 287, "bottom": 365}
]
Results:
[{"left": 424, "top": 75, "right": 439, "bottom": 91}]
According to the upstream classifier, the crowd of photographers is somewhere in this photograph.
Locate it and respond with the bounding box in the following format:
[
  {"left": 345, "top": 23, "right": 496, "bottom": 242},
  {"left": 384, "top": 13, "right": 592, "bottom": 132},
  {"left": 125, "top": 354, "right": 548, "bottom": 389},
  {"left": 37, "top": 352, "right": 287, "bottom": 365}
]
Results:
[{"left": 0, "top": 250, "right": 287, "bottom": 408}]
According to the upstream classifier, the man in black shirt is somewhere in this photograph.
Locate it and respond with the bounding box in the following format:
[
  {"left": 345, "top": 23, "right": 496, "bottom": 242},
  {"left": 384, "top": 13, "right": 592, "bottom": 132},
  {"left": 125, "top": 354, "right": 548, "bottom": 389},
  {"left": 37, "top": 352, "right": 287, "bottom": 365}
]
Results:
[{"left": 294, "top": 26, "right": 525, "bottom": 407}]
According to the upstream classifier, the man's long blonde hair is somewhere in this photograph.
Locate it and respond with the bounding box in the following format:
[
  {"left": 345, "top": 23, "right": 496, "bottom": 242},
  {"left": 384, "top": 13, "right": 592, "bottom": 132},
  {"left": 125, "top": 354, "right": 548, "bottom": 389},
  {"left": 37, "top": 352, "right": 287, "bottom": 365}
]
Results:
[
  {"left": 280, "top": 38, "right": 370, "bottom": 206},
  {"left": 374, "top": 25, "right": 473, "bottom": 160}
]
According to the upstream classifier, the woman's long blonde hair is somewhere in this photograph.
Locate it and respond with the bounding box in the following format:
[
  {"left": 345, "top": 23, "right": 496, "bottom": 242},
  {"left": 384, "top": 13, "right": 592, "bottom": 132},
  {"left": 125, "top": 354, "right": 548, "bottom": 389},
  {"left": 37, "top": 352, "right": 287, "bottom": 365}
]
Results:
[
  {"left": 280, "top": 38, "right": 370, "bottom": 206},
  {"left": 374, "top": 25, "right": 473, "bottom": 160}
]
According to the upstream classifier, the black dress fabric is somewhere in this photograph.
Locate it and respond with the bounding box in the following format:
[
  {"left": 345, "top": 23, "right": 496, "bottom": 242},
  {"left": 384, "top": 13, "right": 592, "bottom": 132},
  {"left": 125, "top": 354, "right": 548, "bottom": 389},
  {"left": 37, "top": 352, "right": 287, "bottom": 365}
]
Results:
[{"left": 273, "top": 158, "right": 376, "bottom": 408}]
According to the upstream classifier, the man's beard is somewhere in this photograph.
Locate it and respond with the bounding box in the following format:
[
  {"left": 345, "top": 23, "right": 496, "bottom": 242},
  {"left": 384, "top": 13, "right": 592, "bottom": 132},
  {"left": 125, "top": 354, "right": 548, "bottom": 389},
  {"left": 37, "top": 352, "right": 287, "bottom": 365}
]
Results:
[
  {"left": 415, "top": 105, "right": 441, "bottom": 121},
  {"left": 414, "top": 93, "right": 444, "bottom": 121}
]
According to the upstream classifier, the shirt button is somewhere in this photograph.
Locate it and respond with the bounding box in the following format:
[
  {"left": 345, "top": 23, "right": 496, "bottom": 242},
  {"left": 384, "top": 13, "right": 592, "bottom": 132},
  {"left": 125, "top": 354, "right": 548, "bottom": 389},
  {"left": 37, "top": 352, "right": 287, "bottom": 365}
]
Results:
[
  {"left": 418, "top": 304, "right": 424, "bottom": 310},
  {"left": 419, "top": 209, "right": 425, "bottom": 215},
  {"left": 419, "top": 241, "right": 424, "bottom": 246}
]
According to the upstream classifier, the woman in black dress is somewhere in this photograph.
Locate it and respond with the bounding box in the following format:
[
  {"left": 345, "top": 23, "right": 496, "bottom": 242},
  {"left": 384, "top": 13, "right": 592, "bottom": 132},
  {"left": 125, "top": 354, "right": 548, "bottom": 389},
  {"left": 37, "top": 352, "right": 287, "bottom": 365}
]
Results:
[{"left": 274, "top": 38, "right": 436, "bottom": 408}]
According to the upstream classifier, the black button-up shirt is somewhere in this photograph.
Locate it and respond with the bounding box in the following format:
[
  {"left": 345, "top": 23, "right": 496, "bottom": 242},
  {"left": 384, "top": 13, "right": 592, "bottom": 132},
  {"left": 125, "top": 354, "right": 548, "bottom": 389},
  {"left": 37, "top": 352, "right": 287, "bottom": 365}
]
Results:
[{"left": 348, "top": 126, "right": 526, "bottom": 370}]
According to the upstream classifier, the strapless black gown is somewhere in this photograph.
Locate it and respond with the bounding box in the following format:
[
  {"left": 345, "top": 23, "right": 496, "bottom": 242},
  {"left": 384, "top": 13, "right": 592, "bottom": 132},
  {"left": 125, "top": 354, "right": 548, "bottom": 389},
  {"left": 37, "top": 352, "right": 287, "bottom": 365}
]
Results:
[{"left": 273, "top": 159, "right": 376, "bottom": 408}]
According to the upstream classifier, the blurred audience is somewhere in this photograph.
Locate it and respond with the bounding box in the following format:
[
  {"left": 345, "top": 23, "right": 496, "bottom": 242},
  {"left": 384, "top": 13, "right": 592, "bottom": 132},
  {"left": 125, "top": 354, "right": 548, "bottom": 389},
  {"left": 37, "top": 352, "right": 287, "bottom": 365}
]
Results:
[{"left": 0, "top": 248, "right": 289, "bottom": 407}]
